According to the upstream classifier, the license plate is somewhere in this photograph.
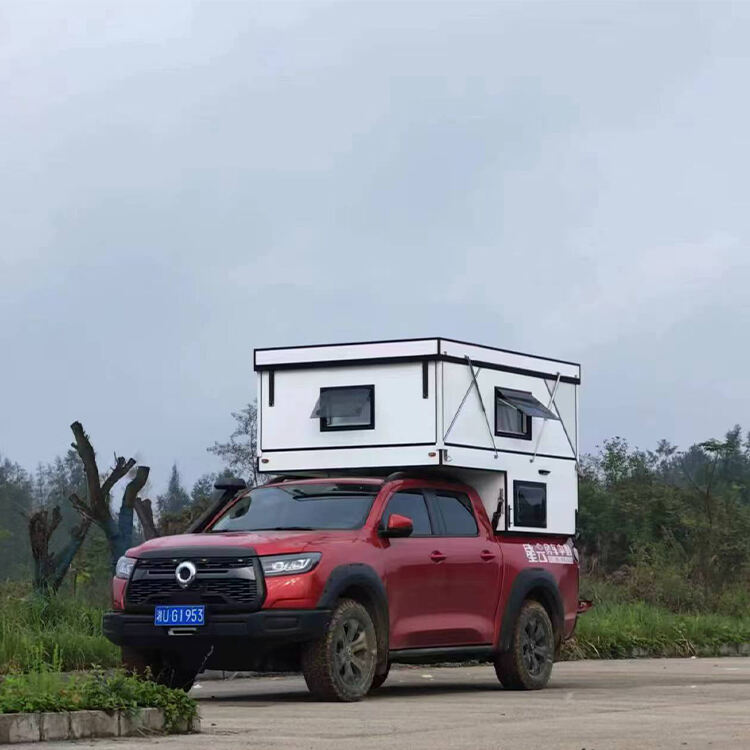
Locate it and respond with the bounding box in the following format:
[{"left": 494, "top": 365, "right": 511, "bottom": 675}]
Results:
[{"left": 154, "top": 605, "right": 205, "bottom": 626}]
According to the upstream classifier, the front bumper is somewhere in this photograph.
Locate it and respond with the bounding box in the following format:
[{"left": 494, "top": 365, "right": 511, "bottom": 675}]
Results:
[{"left": 103, "top": 609, "right": 332, "bottom": 649}]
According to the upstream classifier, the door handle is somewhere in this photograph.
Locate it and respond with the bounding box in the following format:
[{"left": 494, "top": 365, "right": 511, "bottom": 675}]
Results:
[
  {"left": 480, "top": 550, "right": 495, "bottom": 561},
  {"left": 430, "top": 551, "right": 446, "bottom": 563}
]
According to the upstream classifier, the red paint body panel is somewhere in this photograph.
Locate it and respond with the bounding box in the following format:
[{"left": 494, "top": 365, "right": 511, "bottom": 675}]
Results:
[{"left": 117, "top": 476, "right": 579, "bottom": 649}]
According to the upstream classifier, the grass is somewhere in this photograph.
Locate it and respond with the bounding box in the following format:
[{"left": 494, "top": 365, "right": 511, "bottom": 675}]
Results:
[
  {"left": 1, "top": 579, "right": 748, "bottom": 676},
  {"left": 562, "top": 600, "right": 750, "bottom": 659},
  {"left": 0, "top": 668, "right": 197, "bottom": 731},
  {"left": 0, "top": 583, "right": 118, "bottom": 674}
]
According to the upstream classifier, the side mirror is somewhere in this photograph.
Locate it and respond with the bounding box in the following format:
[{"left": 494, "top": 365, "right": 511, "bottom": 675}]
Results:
[{"left": 380, "top": 513, "right": 414, "bottom": 538}]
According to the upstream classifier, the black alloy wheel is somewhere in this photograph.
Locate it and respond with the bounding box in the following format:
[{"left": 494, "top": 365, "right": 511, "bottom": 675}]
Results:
[
  {"left": 494, "top": 600, "right": 555, "bottom": 690},
  {"left": 302, "top": 598, "right": 378, "bottom": 701}
]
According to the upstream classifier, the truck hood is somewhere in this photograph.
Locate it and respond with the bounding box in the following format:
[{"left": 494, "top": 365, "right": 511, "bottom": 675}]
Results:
[{"left": 126, "top": 530, "right": 355, "bottom": 558}]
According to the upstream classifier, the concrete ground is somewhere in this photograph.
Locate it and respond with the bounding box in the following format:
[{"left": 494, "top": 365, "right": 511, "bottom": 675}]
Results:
[{"left": 44, "top": 658, "right": 749, "bottom": 750}]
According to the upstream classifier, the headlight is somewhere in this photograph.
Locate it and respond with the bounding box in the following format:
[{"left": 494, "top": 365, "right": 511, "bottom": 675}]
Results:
[
  {"left": 115, "top": 556, "right": 137, "bottom": 580},
  {"left": 260, "top": 553, "right": 321, "bottom": 577}
]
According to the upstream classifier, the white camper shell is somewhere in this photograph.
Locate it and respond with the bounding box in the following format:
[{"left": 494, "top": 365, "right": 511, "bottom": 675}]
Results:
[{"left": 254, "top": 338, "right": 580, "bottom": 536}]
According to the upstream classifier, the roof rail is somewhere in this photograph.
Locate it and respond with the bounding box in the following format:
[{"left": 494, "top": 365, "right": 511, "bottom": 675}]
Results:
[{"left": 383, "top": 469, "right": 463, "bottom": 484}]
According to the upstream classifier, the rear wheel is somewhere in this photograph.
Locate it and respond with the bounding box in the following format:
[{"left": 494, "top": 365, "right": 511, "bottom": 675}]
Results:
[
  {"left": 301, "top": 598, "right": 378, "bottom": 702},
  {"left": 122, "top": 647, "right": 198, "bottom": 692},
  {"left": 494, "top": 600, "right": 554, "bottom": 690}
]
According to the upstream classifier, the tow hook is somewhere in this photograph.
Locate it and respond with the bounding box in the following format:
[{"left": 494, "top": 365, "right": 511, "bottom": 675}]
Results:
[
  {"left": 577, "top": 599, "right": 593, "bottom": 615},
  {"left": 168, "top": 627, "right": 198, "bottom": 636}
]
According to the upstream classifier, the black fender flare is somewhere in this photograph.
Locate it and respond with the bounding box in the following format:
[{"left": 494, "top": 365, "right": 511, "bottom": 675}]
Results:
[
  {"left": 497, "top": 568, "right": 564, "bottom": 653},
  {"left": 317, "top": 563, "right": 390, "bottom": 674}
]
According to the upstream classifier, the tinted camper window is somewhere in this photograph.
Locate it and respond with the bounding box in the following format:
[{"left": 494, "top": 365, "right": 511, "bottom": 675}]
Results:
[
  {"left": 310, "top": 385, "right": 375, "bottom": 431},
  {"left": 514, "top": 482, "right": 547, "bottom": 528}
]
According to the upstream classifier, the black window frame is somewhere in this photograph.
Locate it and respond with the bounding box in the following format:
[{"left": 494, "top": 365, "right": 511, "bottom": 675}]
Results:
[
  {"left": 425, "top": 489, "right": 480, "bottom": 537},
  {"left": 381, "top": 488, "right": 437, "bottom": 537},
  {"left": 513, "top": 480, "right": 547, "bottom": 529},
  {"left": 316, "top": 384, "right": 375, "bottom": 432},
  {"left": 494, "top": 387, "right": 532, "bottom": 441}
]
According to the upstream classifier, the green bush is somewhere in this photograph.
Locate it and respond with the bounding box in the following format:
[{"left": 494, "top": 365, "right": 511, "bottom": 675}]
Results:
[{"left": 0, "top": 669, "right": 197, "bottom": 732}]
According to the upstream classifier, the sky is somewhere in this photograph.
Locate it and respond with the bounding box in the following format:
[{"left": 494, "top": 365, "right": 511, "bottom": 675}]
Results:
[{"left": 2, "top": 1, "right": 750, "bottom": 496}]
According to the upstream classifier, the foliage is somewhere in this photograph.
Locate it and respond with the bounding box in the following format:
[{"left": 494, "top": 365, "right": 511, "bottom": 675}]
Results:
[
  {"left": 208, "top": 401, "right": 259, "bottom": 485},
  {"left": 578, "top": 427, "right": 750, "bottom": 612},
  {"left": 156, "top": 469, "right": 234, "bottom": 535},
  {"left": 0, "top": 668, "right": 197, "bottom": 731},
  {"left": 156, "top": 464, "right": 190, "bottom": 517},
  {"left": 0, "top": 455, "right": 34, "bottom": 580}
]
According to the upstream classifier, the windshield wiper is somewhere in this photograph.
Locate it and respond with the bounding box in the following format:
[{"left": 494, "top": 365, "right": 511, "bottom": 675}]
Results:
[{"left": 250, "top": 526, "right": 316, "bottom": 531}]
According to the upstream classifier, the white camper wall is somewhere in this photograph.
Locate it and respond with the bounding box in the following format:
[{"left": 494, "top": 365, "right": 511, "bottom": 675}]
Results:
[
  {"left": 259, "top": 362, "right": 436, "bottom": 450},
  {"left": 440, "top": 361, "right": 576, "bottom": 460}
]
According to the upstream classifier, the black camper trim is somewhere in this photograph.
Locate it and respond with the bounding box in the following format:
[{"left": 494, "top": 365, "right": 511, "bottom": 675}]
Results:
[
  {"left": 255, "top": 354, "right": 580, "bottom": 385},
  {"left": 444, "top": 442, "right": 577, "bottom": 462},
  {"left": 261, "top": 441, "right": 436, "bottom": 453},
  {"left": 253, "top": 336, "right": 580, "bottom": 368}
]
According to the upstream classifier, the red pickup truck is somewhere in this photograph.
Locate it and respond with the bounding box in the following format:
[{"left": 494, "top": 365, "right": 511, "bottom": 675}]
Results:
[{"left": 104, "top": 474, "right": 580, "bottom": 701}]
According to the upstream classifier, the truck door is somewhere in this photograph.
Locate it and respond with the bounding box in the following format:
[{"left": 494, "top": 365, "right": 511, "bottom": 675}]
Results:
[
  {"left": 425, "top": 489, "right": 503, "bottom": 644},
  {"left": 380, "top": 489, "right": 454, "bottom": 649}
]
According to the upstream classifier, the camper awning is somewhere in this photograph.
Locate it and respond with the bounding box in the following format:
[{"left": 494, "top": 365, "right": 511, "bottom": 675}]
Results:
[
  {"left": 496, "top": 388, "right": 559, "bottom": 421},
  {"left": 311, "top": 386, "right": 372, "bottom": 419}
]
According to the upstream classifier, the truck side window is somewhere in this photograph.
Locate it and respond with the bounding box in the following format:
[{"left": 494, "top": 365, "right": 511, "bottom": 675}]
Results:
[
  {"left": 383, "top": 491, "right": 432, "bottom": 536},
  {"left": 433, "top": 492, "right": 478, "bottom": 536},
  {"left": 514, "top": 481, "right": 547, "bottom": 528}
]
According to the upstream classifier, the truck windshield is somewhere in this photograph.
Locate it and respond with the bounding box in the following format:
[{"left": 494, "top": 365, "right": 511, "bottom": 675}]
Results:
[{"left": 207, "top": 483, "right": 379, "bottom": 532}]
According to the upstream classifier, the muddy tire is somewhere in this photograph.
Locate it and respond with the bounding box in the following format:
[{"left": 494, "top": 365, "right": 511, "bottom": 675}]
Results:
[
  {"left": 369, "top": 663, "right": 390, "bottom": 692},
  {"left": 122, "top": 647, "right": 197, "bottom": 692},
  {"left": 301, "top": 598, "right": 378, "bottom": 702},
  {"left": 494, "top": 600, "right": 554, "bottom": 690}
]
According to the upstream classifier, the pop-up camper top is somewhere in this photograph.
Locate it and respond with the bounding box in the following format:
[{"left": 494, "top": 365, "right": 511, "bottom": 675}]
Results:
[{"left": 254, "top": 337, "right": 580, "bottom": 536}]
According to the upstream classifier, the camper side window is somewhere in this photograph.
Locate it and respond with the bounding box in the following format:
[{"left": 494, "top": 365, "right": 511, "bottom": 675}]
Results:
[
  {"left": 311, "top": 385, "right": 375, "bottom": 431},
  {"left": 513, "top": 481, "right": 547, "bottom": 528},
  {"left": 495, "top": 388, "right": 531, "bottom": 440}
]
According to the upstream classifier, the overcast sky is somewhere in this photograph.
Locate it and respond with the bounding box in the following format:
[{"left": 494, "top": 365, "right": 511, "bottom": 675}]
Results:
[{"left": 2, "top": 1, "right": 750, "bottom": 495}]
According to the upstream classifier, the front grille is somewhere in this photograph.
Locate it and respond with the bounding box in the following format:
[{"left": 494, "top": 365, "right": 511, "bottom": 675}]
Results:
[
  {"left": 125, "top": 556, "right": 263, "bottom": 612},
  {"left": 126, "top": 577, "right": 259, "bottom": 606},
  {"left": 137, "top": 557, "right": 253, "bottom": 574}
]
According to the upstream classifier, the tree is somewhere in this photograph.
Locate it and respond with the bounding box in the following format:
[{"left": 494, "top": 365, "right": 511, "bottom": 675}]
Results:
[
  {"left": 157, "top": 464, "right": 190, "bottom": 516},
  {"left": 67, "top": 421, "right": 152, "bottom": 573},
  {"left": 0, "top": 456, "right": 35, "bottom": 580},
  {"left": 27, "top": 504, "right": 91, "bottom": 596},
  {"left": 208, "top": 402, "right": 259, "bottom": 486}
]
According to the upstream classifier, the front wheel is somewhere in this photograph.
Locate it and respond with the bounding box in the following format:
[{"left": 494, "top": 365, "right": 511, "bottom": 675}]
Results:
[
  {"left": 494, "top": 600, "right": 555, "bottom": 690},
  {"left": 301, "top": 598, "right": 378, "bottom": 702},
  {"left": 369, "top": 663, "right": 390, "bottom": 692}
]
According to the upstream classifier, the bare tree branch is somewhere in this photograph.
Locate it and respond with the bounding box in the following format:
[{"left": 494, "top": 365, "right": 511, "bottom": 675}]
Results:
[
  {"left": 122, "top": 466, "right": 150, "bottom": 509},
  {"left": 102, "top": 457, "right": 136, "bottom": 499},
  {"left": 69, "top": 492, "right": 95, "bottom": 522},
  {"left": 133, "top": 497, "right": 159, "bottom": 540},
  {"left": 70, "top": 421, "right": 102, "bottom": 515}
]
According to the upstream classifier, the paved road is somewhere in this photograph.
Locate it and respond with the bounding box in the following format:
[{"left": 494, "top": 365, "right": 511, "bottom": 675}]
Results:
[{"left": 46, "top": 658, "right": 749, "bottom": 750}]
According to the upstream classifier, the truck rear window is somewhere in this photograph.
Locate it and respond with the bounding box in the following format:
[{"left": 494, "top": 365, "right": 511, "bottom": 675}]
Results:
[{"left": 208, "top": 483, "right": 379, "bottom": 532}]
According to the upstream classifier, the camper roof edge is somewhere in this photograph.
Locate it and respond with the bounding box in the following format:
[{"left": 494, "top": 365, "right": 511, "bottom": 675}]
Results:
[{"left": 254, "top": 337, "right": 581, "bottom": 383}]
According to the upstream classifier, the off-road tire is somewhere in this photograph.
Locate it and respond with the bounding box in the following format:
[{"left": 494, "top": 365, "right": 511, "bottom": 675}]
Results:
[
  {"left": 369, "top": 663, "right": 390, "bottom": 692},
  {"left": 301, "top": 598, "right": 378, "bottom": 702},
  {"left": 494, "top": 600, "right": 555, "bottom": 690},
  {"left": 122, "top": 647, "right": 198, "bottom": 692}
]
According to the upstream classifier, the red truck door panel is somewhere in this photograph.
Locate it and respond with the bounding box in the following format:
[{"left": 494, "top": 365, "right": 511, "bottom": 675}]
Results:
[
  {"left": 424, "top": 489, "right": 503, "bottom": 645},
  {"left": 380, "top": 489, "right": 458, "bottom": 649}
]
